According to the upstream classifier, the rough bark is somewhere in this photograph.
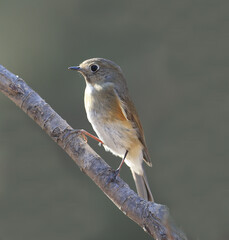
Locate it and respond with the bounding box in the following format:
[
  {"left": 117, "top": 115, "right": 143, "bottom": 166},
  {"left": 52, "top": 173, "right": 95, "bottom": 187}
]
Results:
[{"left": 0, "top": 65, "right": 187, "bottom": 240}]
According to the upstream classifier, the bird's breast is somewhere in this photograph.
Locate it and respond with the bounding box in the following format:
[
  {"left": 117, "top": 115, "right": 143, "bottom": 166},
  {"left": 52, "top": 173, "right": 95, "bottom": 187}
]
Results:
[
  {"left": 84, "top": 84, "right": 106, "bottom": 121},
  {"left": 84, "top": 83, "right": 125, "bottom": 122}
]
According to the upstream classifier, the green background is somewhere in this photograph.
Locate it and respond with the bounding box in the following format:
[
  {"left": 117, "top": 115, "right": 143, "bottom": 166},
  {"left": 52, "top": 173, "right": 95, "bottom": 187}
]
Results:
[{"left": 0, "top": 0, "right": 228, "bottom": 239}]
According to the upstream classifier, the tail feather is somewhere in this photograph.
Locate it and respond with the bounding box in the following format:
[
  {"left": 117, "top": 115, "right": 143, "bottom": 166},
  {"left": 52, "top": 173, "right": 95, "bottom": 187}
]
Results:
[{"left": 131, "top": 169, "right": 154, "bottom": 202}]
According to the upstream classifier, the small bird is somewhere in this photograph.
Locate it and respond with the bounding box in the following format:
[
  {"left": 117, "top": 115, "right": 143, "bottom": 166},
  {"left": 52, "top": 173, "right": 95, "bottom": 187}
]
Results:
[{"left": 69, "top": 58, "right": 154, "bottom": 201}]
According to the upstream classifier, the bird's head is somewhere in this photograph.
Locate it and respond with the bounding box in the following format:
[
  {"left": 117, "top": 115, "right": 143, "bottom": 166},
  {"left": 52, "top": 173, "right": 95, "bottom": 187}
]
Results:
[{"left": 68, "top": 58, "right": 127, "bottom": 89}]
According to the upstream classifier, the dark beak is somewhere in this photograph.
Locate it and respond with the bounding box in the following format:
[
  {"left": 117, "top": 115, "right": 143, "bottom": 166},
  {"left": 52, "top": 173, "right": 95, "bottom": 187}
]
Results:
[{"left": 68, "top": 66, "right": 81, "bottom": 71}]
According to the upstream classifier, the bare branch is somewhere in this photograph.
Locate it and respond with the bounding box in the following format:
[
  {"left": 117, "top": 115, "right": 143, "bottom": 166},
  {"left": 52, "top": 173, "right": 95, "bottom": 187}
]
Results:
[{"left": 0, "top": 65, "right": 187, "bottom": 240}]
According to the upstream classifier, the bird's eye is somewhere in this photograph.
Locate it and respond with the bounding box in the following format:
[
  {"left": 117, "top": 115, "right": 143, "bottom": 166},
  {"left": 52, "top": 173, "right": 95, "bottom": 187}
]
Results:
[{"left": 90, "top": 64, "right": 99, "bottom": 72}]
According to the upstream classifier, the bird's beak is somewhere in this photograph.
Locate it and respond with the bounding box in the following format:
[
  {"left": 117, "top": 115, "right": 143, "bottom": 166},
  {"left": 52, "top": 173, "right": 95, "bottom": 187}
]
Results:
[{"left": 68, "top": 66, "right": 81, "bottom": 71}]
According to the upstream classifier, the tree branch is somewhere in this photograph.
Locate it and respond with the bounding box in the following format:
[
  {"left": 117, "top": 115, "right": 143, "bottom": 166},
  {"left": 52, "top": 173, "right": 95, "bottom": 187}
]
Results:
[{"left": 0, "top": 65, "right": 187, "bottom": 240}]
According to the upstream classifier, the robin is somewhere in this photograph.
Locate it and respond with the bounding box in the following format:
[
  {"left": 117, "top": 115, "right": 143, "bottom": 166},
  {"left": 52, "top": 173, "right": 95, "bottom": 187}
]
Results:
[{"left": 69, "top": 58, "right": 154, "bottom": 201}]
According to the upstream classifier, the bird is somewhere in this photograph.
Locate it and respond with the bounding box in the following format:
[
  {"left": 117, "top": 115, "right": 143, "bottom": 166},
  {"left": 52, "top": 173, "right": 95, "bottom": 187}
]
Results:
[{"left": 68, "top": 58, "right": 154, "bottom": 201}]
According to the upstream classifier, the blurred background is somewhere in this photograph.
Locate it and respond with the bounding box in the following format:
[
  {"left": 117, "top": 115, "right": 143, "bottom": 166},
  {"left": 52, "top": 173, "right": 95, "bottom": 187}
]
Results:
[{"left": 0, "top": 0, "right": 228, "bottom": 239}]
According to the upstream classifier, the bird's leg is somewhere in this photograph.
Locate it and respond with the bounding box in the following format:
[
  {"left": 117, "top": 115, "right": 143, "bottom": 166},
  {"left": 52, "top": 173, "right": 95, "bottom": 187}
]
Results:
[
  {"left": 113, "top": 150, "right": 129, "bottom": 177},
  {"left": 63, "top": 129, "right": 104, "bottom": 145},
  {"left": 79, "top": 129, "right": 104, "bottom": 144}
]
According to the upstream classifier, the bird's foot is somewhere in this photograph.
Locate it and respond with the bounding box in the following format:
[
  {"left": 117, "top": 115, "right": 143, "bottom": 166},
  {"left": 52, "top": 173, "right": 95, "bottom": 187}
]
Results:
[
  {"left": 79, "top": 129, "right": 104, "bottom": 144},
  {"left": 63, "top": 128, "right": 103, "bottom": 146},
  {"left": 63, "top": 129, "right": 87, "bottom": 142},
  {"left": 107, "top": 168, "right": 120, "bottom": 183},
  {"left": 113, "top": 168, "right": 120, "bottom": 178},
  {"left": 62, "top": 129, "right": 86, "bottom": 149}
]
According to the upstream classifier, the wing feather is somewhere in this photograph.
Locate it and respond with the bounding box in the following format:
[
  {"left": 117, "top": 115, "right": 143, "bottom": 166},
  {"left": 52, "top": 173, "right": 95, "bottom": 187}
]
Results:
[{"left": 113, "top": 89, "right": 152, "bottom": 166}]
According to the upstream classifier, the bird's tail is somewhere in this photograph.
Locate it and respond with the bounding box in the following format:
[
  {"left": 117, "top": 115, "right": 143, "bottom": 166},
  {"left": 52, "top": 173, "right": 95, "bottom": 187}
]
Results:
[{"left": 131, "top": 168, "right": 154, "bottom": 202}]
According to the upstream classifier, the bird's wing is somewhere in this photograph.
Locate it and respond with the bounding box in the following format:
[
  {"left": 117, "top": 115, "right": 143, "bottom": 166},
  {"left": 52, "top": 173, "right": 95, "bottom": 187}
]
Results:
[{"left": 114, "top": 89, "right": 152, "bottom": 166}]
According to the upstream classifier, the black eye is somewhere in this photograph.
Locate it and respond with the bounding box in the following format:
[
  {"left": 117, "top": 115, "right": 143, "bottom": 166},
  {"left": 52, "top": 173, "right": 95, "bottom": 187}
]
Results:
[{"left": 90, "top": 64, "right": 99, "bottom": 72}]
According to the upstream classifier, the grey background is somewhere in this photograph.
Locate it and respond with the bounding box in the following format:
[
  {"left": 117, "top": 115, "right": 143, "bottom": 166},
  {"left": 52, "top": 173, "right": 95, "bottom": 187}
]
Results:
[{"left": 0, "top": 0, "right": 228, "bottom": 239}]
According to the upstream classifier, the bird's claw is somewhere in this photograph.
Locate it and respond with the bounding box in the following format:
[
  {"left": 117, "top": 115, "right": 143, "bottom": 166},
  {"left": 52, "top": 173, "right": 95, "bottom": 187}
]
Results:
[
  {"left": 63, "top": 129, "right": 88, "bottom": 149},
  {"left": 107, "top": 168, "right": 120, "bottom": 183}
]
